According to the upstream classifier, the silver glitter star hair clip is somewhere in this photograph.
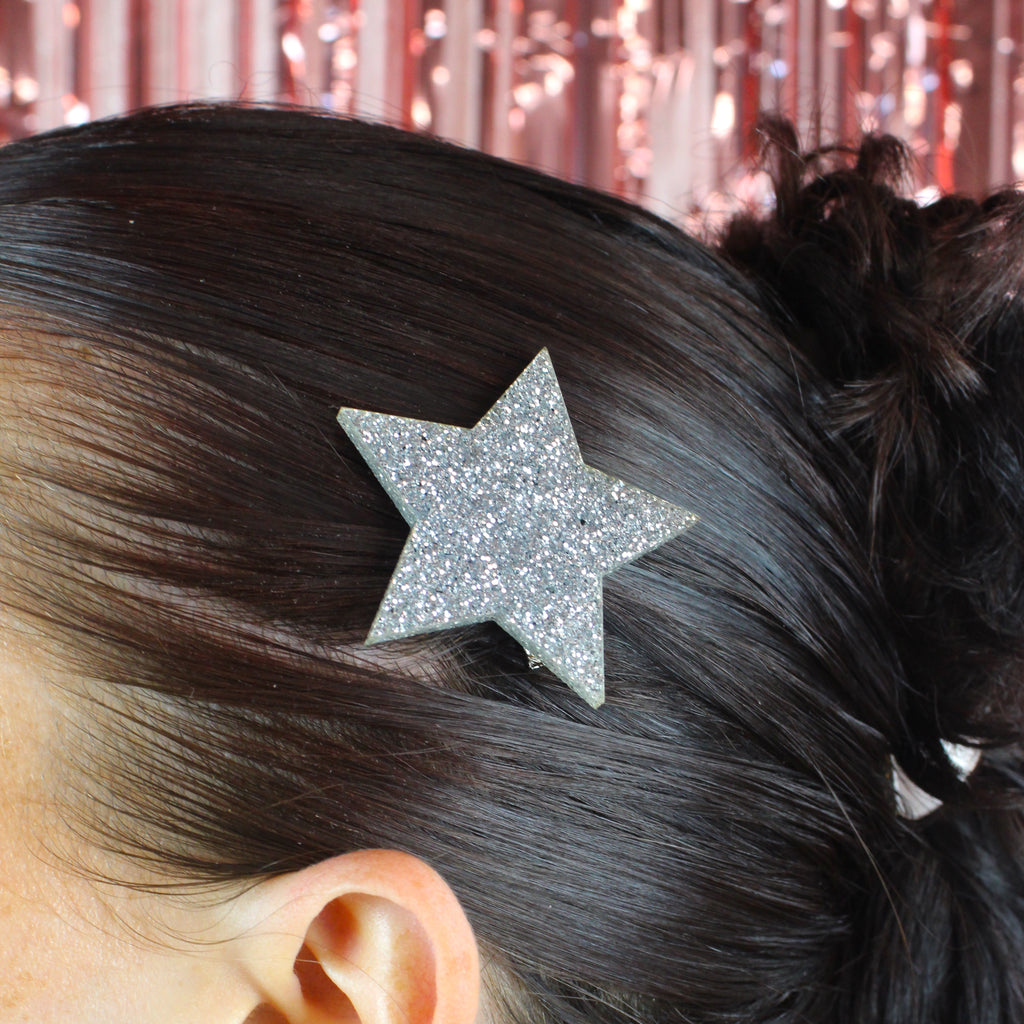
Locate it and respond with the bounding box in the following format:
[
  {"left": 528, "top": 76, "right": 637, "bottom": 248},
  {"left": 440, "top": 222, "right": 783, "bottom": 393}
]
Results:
[{"left": 337, "top": 349, "right": 697, "bottom": 708}]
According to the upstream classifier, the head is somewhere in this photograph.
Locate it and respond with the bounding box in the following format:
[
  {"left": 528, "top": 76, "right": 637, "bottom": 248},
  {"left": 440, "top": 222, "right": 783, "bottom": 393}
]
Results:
[{"left": 0, "top": 103, "right": 1020, "bottom": 1024}]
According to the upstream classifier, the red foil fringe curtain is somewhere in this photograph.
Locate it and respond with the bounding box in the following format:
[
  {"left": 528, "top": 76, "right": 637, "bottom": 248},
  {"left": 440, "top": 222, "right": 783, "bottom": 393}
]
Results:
[{"left": 0, "top": 1, "right": 1018, "bottom": 216}]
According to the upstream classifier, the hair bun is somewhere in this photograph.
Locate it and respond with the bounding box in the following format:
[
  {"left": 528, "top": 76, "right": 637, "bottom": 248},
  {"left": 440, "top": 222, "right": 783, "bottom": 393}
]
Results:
[{"left": 720, "top": 116, "right": 1024, "bottom": 752}]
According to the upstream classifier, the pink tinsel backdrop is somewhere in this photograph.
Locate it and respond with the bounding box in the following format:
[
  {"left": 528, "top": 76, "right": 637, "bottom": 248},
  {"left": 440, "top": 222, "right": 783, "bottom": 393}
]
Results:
[{"left": 0, "top": 1, "right": 1017, "bottom": 218}]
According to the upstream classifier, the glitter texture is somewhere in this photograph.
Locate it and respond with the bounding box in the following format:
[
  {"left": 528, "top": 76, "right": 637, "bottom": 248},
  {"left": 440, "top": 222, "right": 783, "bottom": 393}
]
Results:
[{"left": 337, "top": 348, "right": 697, "bottom": 708}]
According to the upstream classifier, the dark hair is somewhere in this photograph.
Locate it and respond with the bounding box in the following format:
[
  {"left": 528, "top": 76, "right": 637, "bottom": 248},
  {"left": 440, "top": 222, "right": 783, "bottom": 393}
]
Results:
[{"left": 0, "top": 103, "right": 1021, "bottom": 1023}]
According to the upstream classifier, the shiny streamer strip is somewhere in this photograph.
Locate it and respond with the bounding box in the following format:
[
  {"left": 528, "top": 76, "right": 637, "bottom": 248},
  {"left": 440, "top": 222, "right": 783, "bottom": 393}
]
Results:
[{"left": 0, "top": 1, "right": 1018, "bottom": 216}]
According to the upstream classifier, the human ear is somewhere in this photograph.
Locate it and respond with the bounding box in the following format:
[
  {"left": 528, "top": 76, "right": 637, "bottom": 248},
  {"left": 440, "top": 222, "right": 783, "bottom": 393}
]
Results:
[{"left": 229, "top": 849, "right": 480, "bottom": 1024}]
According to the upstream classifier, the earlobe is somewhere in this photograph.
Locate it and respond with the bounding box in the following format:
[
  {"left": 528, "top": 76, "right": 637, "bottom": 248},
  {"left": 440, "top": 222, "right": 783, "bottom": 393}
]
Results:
[{"left": 230, "top": 849, "right": 479, "bottom": 1024}]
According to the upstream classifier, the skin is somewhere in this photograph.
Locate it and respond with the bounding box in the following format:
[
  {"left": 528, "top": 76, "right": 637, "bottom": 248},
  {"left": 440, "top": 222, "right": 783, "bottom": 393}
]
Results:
[
  {"left": 0, "top": 613, "right": 483, "bottom": 1024},
  {"left": 0, "top": 618, "right": 258, "bottom": 1022},
  {"left": 0, "top": 354, "right": 483, "bottom": 1023}
]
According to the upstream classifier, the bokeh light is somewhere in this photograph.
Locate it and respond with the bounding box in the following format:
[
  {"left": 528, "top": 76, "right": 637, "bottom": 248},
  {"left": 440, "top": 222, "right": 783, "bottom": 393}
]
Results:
[{"left": 0, "top": 0, "right": 1018, "bottom": 220}]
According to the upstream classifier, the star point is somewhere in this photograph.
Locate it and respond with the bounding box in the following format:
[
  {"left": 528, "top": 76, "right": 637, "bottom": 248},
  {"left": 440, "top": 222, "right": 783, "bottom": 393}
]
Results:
[{"left": 337, "top": 349, "right": 697, "bottom": 707}]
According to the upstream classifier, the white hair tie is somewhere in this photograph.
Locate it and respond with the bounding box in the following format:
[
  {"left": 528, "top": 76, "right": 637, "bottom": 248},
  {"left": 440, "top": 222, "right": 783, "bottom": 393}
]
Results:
[{"left": 893, "top": 740, "right": 983, "bottom": 820}]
